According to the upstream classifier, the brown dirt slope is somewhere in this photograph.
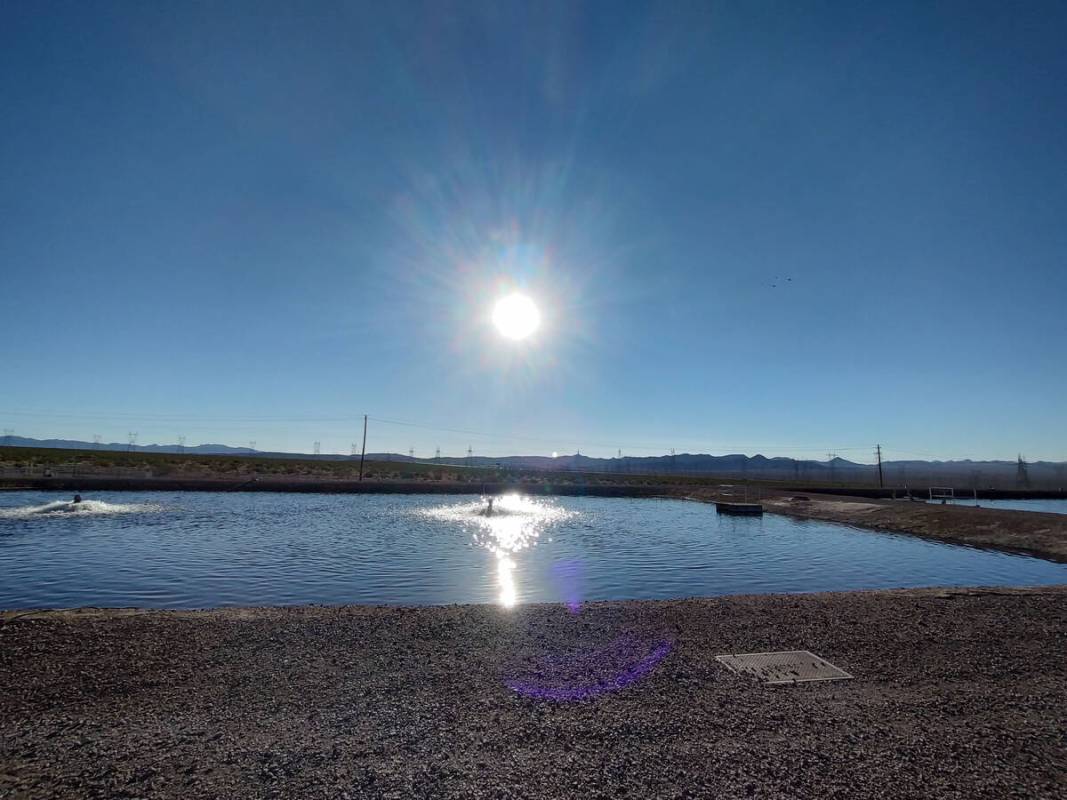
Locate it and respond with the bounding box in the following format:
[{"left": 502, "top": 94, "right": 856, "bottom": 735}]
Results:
[
  {"left": 2, "top": 588, "right": 1066, "bottom": 799},
  {"left": 761, "top": 495, "right": 1067, "bottom": 563}
]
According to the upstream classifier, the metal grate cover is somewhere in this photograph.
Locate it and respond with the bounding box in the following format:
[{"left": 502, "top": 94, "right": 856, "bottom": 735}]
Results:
[{"left": 716, "top": 650, "right": 853, "bottom": 684}]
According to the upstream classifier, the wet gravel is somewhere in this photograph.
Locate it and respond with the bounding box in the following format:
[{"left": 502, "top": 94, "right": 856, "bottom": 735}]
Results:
[{"left": 2, "top": 587, "right": 1066, "bottom": 799}]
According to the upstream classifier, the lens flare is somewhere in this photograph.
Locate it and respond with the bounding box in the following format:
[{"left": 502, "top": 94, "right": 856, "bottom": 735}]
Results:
[{"left": 506, "top": 638, "right": 673, "bottom": 702}]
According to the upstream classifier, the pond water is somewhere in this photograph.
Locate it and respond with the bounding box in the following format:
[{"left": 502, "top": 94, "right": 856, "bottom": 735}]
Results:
[{"left": 1, "top": 491, "right": 1065, "bottom": 609}]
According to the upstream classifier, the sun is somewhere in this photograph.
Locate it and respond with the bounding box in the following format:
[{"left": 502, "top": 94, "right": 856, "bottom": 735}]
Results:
[{"left": 492, "top": 292, "right": 541, "bottom": 340}]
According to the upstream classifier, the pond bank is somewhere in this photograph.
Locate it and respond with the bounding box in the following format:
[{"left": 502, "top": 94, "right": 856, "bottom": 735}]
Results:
[
  {"left": 754, "top": 493, "right": 1067, "bottom": 564},
  {"left": 2, "top": 587, "right": 1065, "bottom": 799}
]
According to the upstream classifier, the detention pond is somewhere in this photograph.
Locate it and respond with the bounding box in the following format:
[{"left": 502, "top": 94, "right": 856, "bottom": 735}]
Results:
[{"left": 2, "top": 491, "right": 1066, "bottom": 609}]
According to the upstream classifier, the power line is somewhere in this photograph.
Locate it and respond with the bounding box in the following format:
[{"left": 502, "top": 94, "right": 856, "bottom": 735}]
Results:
[
  {"left": 0, "top": 407, "right": 876, "bottom": 458},
  {"left": 0, "top": 409, "right": 371, "bottom": 423},
  {"left": 13, "top": 405, "right": 1026, "bottom": 464},
  {"left": 369, "top": 414, "right": 873, "bottom": 454}
]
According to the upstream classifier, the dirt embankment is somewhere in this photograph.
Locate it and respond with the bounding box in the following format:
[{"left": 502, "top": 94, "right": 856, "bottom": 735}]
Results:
[
  {"left": 749, "top": 494, "right": 1067, "bottom": 563},
  {"left": 2, "top": 588, "right": 1066, "bottom": 799}
]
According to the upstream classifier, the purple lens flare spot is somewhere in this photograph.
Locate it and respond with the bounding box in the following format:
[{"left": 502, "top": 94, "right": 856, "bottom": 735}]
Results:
[
  {"left": 550, "top": 559, "right": 585, "bottom": 613},
  {"left": 506, "top": 639, "right": 673, "bottom": 702}
]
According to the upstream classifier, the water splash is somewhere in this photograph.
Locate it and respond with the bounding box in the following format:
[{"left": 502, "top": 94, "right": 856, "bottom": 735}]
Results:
[
  {"left": 424, "top": 494, "right": 571, "bottom": 547},
  {"left": 421, "top": 494, "right": 575, "bottom": 606},
  {"left": 0, "top": 499, "right": 159, "bottom": 519}
]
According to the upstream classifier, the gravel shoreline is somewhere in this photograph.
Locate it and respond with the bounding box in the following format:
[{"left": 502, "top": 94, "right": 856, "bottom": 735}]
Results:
[{"left": 3, "top": 587, "right": 1066, "bottom": 799}]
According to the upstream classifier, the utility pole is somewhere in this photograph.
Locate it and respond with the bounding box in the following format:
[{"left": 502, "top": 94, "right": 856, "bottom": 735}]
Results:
[
  {"left": 467, "top": 445, "right": 473, "bottom": 467},
  {"left": 875, "top": 444, "right": 884, "bottom": 489},
  {"left": 408, "top": 447, "right": 415, "bottom": 460},
  {"left": 434, "top": 446, "right": 440, "bottom": 460},
  {"left": 359, "top": 415, "right": 368, "bottom": 481}
]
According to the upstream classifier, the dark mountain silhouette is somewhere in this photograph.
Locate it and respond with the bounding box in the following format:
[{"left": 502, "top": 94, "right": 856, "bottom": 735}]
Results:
[{"left": 0, "top": 436, "right": 256, "bottom": 455}]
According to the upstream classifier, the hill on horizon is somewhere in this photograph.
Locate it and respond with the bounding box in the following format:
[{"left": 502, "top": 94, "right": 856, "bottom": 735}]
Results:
[{"left": 2, "top": 436, "right": 1064, "bottom": 488}]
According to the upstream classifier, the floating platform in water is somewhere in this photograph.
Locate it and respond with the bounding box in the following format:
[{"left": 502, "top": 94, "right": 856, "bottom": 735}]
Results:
[{"left": 715, "top": 501, "right": 764, "bottom": 516}]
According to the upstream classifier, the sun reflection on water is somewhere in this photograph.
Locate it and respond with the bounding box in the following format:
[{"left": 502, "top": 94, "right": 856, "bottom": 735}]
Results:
[{"left": 422, "top": 494, "right": 573, "bottom": 607}]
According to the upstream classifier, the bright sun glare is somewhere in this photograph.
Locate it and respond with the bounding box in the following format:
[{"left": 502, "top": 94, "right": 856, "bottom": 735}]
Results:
[{"left": 492, "top": 293, "right": 541, "bottom": 340}]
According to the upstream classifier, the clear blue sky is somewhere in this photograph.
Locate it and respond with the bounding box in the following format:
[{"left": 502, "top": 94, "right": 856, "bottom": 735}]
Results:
[{"left": 2, "top": 1, "right": 1065, "bottom": 462}]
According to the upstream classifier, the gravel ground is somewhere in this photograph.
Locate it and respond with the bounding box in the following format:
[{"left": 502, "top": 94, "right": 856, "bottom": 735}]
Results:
[{"left": 2, "top": 588, "right": 1066, "bottom": 799}]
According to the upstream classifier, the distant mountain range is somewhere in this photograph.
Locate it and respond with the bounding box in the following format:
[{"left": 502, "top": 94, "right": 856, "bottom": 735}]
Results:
[
  {"left": 0, "top": 436, "right": 261, "bottom": 455},
  {"left": 3, "top": 435, "right": 1065, "bottom": 487}
]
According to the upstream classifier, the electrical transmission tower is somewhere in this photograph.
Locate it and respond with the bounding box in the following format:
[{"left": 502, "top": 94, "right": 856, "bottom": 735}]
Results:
[
  {"left": 92, "top": 434, "right": 102, "bottom": 446},
  {"left": 128, "top": 432, "right": 138, "bottom": 452},
  {"left": 177, "top": 435, "right": 185, "bottom": 454},
  {"left": 313, "top": 441, "right": 320, "bottom": 455},
  {"left": 1016, "top": 454, "right": 1030, "bottom": 489},
  {"left": 249, "top": 441, "right": 256, "bottom": 452},
  {"left": 434, "top": 446, "right": 440, "bottom": 460},
  {"left": 351, "top": 443, "right": 358, "bottom": 457},
  {"left": 466, "top": 445, "right": 473, "bottom": 467},
  {"left": 409, "top": 447, "right": 415, "bottom": 460}
]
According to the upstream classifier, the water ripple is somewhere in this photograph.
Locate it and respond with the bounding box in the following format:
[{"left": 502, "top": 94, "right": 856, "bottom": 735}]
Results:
[{"left": 1, "top": 491, "right": 1065, "bottom": 609}]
